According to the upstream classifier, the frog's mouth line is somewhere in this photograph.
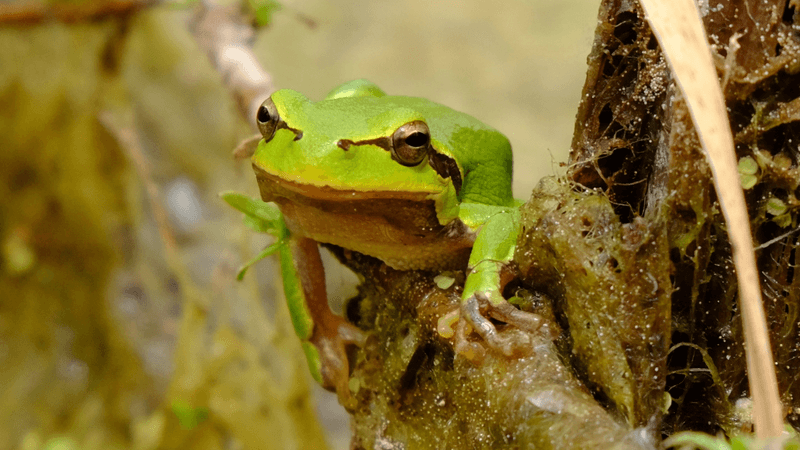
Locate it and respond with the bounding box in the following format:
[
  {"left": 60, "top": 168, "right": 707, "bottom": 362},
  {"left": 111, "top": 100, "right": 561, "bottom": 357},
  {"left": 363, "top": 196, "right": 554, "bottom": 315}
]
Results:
[{"left": 252, "top": 164, "right": 441, "bottom": 203}]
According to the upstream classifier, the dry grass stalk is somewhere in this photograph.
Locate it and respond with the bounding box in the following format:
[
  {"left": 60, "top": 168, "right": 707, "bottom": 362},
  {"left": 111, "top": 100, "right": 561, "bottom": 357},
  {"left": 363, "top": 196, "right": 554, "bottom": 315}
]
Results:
[{"left": 637, "top": 0, "right": 784, "bottom": 440}]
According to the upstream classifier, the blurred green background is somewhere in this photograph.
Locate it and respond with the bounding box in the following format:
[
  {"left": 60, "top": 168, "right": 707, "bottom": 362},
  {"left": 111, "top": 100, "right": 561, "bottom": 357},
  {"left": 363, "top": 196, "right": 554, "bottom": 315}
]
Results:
[{"left": 0, "top": 1, "right": 595, "bottom": 449}]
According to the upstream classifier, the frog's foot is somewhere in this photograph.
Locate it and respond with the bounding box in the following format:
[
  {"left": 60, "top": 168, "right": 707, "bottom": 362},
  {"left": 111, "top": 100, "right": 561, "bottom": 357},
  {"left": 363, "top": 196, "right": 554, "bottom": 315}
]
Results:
[
  {"left": 455, "top": 293, "right": 545, "bottom": 360},
  {"left": 311, "top": 320, "right": 367, "bottom": 409}
]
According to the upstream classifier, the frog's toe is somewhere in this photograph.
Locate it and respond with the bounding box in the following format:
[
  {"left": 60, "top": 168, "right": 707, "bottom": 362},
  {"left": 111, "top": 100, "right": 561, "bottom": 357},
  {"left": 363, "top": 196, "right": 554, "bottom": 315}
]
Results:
[
  {"left": 313, "top": 321, "right": 367, "bottom": 409},
  {"left": 458, "top": 293, "right": 545, "bottom": 358},
  {"left": 338, "top": 321, "right": 367, "bottom": 347},
  {"left": 454, "top": 317, "right": 486, "bottom": 362},
  {"left": 485, "top": 300, "right": 549, "bottom": 335}
]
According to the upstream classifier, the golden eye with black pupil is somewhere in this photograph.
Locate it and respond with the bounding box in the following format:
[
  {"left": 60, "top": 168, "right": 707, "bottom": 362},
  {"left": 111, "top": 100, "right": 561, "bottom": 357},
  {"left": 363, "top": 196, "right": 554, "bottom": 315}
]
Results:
[
  {"left": 391, "top": 120, "right": 431, "bottom": 166},
  {"left": 256, "top": 97, "right": 280, "bottom": 141}
]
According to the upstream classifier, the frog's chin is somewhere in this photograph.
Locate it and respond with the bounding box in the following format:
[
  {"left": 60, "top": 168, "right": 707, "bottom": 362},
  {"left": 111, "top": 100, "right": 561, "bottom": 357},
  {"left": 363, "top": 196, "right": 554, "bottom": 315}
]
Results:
[{"left": 252, "top": 165, "right": 475, "bottom": 271}]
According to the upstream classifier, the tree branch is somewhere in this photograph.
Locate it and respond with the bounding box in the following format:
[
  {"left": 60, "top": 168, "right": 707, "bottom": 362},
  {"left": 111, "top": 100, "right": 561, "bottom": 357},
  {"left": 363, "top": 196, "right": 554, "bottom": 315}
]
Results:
[
  {"left": 189, "top": 3, "right": 274, "bottom": 128},
  {"left": 0, "top": 0, "right": 158, "bottom": 25}
]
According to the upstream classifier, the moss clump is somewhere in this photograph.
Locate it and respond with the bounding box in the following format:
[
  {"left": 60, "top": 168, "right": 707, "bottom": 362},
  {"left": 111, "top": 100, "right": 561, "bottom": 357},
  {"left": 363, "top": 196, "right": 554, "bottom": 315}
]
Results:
[
  {"left": 568, "top": 0, "right": 800, "bottom": 437},
  {"left": 335, "top": 226, "right": 657, "bottom": 449},
  {"left": 515, "top": 177, "right": 671, "bottom": 428}
]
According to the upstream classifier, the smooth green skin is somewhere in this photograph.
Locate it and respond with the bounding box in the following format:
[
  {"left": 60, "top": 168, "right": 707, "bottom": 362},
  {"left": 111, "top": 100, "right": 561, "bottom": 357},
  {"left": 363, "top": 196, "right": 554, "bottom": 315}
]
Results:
[{"left": 251, "top": 79, "right": 521, "bottom": 385}]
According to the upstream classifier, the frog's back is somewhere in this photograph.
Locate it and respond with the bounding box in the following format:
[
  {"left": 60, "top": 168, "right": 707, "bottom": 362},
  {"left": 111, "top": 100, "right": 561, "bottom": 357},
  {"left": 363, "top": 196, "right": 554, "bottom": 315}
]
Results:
[
  {"left": 318, "top": 83, "right": 516, "bottom": 207},
  {"left": 396, "top": 97, "right": 515, "bottom": 207}
]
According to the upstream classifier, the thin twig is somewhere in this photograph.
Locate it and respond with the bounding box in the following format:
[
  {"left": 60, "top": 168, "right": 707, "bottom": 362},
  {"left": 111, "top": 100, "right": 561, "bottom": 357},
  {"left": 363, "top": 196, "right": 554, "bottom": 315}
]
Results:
[
  {"left": 754, "top": 226, "right": 800, "bottom": 251},
  {"left": 0, "top": 0, "right": 159, "bottom": 25},
  {"left": 638, "top": 0, "right": 784, "bottom": 442},
  {"left": 189, "top": 3, "right": 274, "bottom": 128},
  {"left": 98, "top": 112, "right": 179, "bottom": 256}
]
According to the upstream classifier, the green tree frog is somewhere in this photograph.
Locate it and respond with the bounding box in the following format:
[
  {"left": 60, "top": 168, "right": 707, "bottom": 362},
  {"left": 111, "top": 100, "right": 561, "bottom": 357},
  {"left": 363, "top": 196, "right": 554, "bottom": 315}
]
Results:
[{"left": 248, "top": 80, "right": 541, "bottom": 405}]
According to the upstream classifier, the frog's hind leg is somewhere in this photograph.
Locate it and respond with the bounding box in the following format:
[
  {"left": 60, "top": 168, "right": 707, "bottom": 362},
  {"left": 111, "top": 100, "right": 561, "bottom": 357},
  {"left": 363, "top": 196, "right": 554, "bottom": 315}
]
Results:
[
  {"left": 282, "top": 237, "right": 366, "bottom": 408},
  {"left": 308, "top": 319, "right": 365, "bottom": 408}
]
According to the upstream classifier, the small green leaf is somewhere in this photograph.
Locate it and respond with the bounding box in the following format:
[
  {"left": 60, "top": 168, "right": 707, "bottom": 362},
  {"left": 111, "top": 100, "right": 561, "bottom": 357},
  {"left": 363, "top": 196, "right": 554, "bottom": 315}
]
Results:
[
  {"left": 774, "top": 153, "right": 793, "bottom": 169},
  {"left": 221, "top": 191, "right": 279, "bottom": 222},
  {"left": 237, "top": 240, "right": 284, "bottom": 280},
  {"left": 434, "top": 274, "right": 455, "bottom": 289},
  {"left": 774, "top": 213, "right": 792, "bottom": 228},
  {"left": 766, "top": 197, "right": 787, "bottom": 216},
  {"left": 221, "top": 191, "right": 289, "bottom": 279},
  {"left": 738, "top": 156, "right": 759, "bottom": 189},
  {"left": 738, "top": 156, "right": 759, "bottom": 175},
  {"left": 171, "top": 400, "right": 208, "bottom": 430},
  {"left": 740, "top": 173, "right": 758, "bottom": 190},
  {"left": 249, "top": 0, "right": 283, "bottom": 26},
  {"left": 3, "top": 232, "right": 36, "bottom": 275},
  {"left": 243, "top": 215, "right": 274, "bottom": 233},
  {"left": 220, "top": 191, "right": 285, "bottom": 236},
  {"left": 507, "top": 296, "right": 524, "bottom": 307},
  {"left": 728, "top": 436, "right": 752, "bottom": 450},
  {"left": 662, "top": 391, "right": 672, "bottom": 413}
]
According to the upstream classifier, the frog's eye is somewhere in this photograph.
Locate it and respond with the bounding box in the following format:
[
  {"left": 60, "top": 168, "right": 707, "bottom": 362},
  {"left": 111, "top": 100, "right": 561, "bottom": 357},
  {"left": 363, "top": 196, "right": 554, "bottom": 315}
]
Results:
[
  {"left": 256, "top": 97, "right": 281, "bottom": 141},
  {"left": 391, "top": 121, "right": 431, "bottom": 166}
]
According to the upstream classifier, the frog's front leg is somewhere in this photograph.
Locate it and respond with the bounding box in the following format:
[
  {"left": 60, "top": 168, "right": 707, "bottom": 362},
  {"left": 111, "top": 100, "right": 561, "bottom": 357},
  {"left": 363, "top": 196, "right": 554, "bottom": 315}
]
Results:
[
  {"left": 280, "top": 236, "right": 366, "bottom": 407},
  {"left": 453, "top": 210, "right": 546, "bottom": 360}
]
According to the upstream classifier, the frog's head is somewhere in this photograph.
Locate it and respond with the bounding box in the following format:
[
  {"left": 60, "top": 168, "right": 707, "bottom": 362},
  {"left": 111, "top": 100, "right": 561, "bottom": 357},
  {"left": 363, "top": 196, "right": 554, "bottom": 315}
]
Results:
[{"left": 251, "top": 80, "right": 513, "bottom": 226}]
